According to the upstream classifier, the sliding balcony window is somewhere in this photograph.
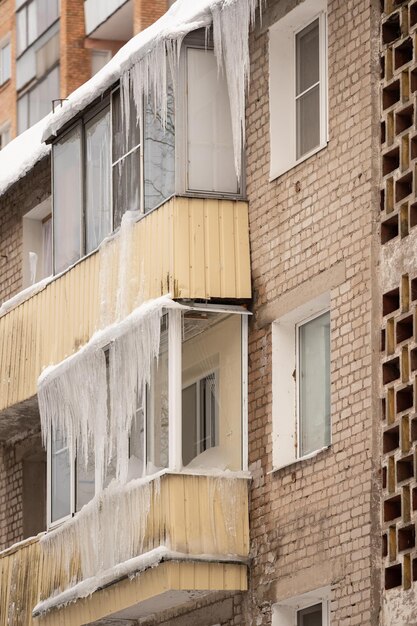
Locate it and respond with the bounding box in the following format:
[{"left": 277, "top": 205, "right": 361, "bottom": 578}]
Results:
[
  {"left": 48, "top": 307, "right": 248, "bottom": 526},
  {"left": 86, "top": 107, "right": 111, "bottom": 253},
  {"left": 18, "top": 65, "right": 60, "bottom": 133},
  {"left": 16, "top": 0, "right": 60, "bottom": 56},
  {"left": 53, "top": 103, "right": 111, "bottom": 273},
  {"left": 112, "top": 87, "right": 141, "bottom": 227},
  {"left": 185, "top": 47, "right": 238, "bottom": 194},
  {"left": 53, "top": 124, "right": 83, "bottom": 274}
]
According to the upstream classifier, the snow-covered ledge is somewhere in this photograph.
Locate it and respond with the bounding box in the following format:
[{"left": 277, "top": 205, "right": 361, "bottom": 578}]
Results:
[{"left": 35, "top": 471, "right": 250, "bottom": 617}]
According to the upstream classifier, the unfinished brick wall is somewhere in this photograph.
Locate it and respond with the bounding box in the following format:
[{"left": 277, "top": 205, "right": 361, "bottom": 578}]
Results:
[
  {"left": 0, "top": 156, "right": 51, "bottom": 304},
  {"left": 244, "top": 0, "right": 381, "bottom": 624},
  {"left": 0, "top": 443, "right": 23, "bottom": 551}
]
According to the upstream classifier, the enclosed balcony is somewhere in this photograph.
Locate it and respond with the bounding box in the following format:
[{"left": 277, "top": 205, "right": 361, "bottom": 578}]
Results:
[
  {"left": 84, "top": 0, "right": 133, "bottom": 41},
  {"left": 0, "top": 196, "right": 250, "bottom": 425},
  {"left": 0, "top": 473, "right": 249, "bottom": 625}
]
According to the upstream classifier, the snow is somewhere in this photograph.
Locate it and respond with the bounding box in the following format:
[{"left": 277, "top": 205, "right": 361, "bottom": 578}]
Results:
[
  {"left": 33, "top": 545, "right": 247, "bottom": 616},
  {"left": 42, "top": 0, "right": 262, "bottom": 180},
  {"left": 0, "top": 274, "right": 54, "bottom": 318},
  {"left": 0, "top": 115, "right": 51, "bottom": 198}
]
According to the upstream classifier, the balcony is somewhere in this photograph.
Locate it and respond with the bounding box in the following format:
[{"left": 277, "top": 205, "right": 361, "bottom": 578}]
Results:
[
  {"left": 84, "top": 0, "right": 133, "bottom": 40},
  {"left": 0, "top": 196, "right": 250, "bottom": 428},
  {"left": 0, "top": 473, "right": 249, "bottom": 625}
]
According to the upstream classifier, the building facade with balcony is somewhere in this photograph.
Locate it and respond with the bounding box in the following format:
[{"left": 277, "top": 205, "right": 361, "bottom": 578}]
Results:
[
  {"left": 1, "top": 0, "right": 417, "bottom": 625},
  {"left": 0, "top": 0, "right": 168, "bottom": 151}
]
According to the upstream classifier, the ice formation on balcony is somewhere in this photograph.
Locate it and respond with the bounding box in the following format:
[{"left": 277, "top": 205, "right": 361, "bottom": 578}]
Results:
[
  {"left": 43, "top": 0, "right": 262, "bottom": 182},
  {"left": 35, "top": 473, "right": 247, "bottom": 615},
  {"left": 38, "top": 295, "right": 183, "bottom": 485}
]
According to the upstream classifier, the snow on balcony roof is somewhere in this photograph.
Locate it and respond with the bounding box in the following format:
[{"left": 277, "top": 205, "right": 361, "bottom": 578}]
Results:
[
  {"left": 42, "top": 0, "right": 217, "bottom": 141},
  {"left": 0, "top": 115, "right": 51, "bottom": 197},
  {"left": 0, "top": 0, "right": 258, "bottom": 198}
]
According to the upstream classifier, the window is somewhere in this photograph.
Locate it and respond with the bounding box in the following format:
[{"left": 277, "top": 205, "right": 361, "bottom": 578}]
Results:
[
  {"left": 16, "top": 0, "right": 60, "bottom": 56},
  {"left": 53, "top": 103, "right": 111, "bottom": 273},
  {"left": 91, "top": 49, "right": 112, "bottom": 76},
  {"left": 48, "top": 307, "right": 248, "bottom": 525},
  {"left": 0, "top": 38, "right": 11, "bottom": 85},
  {"left": 17, "top": 65, "right": 60, "bottom": 133},
  {"left": 272, "top": 588, "right": 330, "bottom": 626},
  {"left": 0, "top": 123, "right": 11, "bottom": 150},
  {"left": 269, "top": 0, "right": 327, "bottom": 179},
  {"left": 272, "top": 293, "right": 330, "bottom": 470},
  {"left": 22, "top": 197, "right": 53, "bottom": 287}
]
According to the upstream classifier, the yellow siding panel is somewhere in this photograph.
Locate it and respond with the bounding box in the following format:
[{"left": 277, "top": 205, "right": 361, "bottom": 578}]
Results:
[
  {"left": 0, "top": 475, "right": 249, "bottom": 625},
  {"left": 0, "top": 197, "right": 250, "bottom": 414}
]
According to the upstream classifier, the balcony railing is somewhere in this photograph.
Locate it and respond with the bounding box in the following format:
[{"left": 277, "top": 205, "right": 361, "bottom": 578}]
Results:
[
  {"left": 0, "top": 473, "right": 249, "bottom": 625},
  {"left": 0, "top": 197, "right": 251, "bottom": 421}
]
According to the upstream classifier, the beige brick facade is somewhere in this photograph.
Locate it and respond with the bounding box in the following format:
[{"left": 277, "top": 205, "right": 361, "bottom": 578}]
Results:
[{"left": 0, "top": 0, "right": 16, "bottom": 139}]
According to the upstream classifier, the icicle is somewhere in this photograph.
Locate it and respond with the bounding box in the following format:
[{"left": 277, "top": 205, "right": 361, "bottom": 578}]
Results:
[
  {"left": 38, "top": 295, "right": 185, "bottom": 486},
  {"left": 212, "top": 0, "right": 259, "bottom": 182}
]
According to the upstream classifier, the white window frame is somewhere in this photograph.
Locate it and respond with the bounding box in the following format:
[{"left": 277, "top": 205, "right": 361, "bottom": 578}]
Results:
[
  {"left": 269, "top": 0, "right": 328, "bottom": 180},
  {"left": 272, "top": 587, "right": 330, "bottom": 626},
  {"left": 272, "top": 293, "right": 331, "bottom": 471},
  {"left": 182, "top": 369, "right": 219, "bottom": 463},
  {"left": 47, "top": 305, "right": 249, "bottom": 528},
  {"left": 0, "top": 36, "right": 11, "bottom": 85}
]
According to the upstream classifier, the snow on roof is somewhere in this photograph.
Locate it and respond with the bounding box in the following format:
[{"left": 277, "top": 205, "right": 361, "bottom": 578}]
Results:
[
  {"left": 42, "top": 0, "right": 218, "bottom": 141},
  {"left": 0, "top": 115, "right": 51, "bottom": 197}
]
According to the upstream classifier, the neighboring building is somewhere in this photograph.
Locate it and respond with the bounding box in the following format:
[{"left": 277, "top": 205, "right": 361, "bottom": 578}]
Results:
[
  {"left": 0, "top": 0, "right": 416, "bottom": 625},
  {"left": 0, "top": 0, "right": 168, "bottom": 147}
]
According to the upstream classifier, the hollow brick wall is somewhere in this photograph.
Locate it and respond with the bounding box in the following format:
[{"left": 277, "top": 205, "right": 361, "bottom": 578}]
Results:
[{"left": 380, "top": 0, "right": 417, "bottom": 619}]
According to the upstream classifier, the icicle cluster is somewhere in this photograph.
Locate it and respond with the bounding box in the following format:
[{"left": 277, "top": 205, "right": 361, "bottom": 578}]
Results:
[
  {"left": 38, "top": 295, "right": 181, "bottom": 485},
  {"left": 39, "top": 476, "right": 160, "bottom": 599},
  {"left": 119, "top": 0, "right": 261, "bottom": 183}
]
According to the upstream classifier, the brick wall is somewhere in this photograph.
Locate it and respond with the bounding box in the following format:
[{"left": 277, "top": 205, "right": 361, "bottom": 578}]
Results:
[
  {"left": 60, "top": 0, "right": 91, "bottom": 98},
  {"left": 0, "top": 0, "right": 16, "bottom": 139},
  {"left": 0, "top": 443, "right": 23, "bottom": 551},
  {"left": 0, "top": 156, "right": 51, "bottom": 304},
  {"left": 244, "top": 0, "right": 381, "bottom": 624},
  {"left": 133, "top": 0, "right": 168, "bottom": 34},
  {"left": 380, "top": 0, "right": 417, "bottom": 622}
]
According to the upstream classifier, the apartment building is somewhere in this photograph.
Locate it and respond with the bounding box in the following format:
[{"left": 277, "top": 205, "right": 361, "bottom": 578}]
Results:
[
  {"left": 0, "top": 0, "right": 168, "bottom": 149},
  {"left": 0, "top": 0, "right": 415, "bottom": 624}
]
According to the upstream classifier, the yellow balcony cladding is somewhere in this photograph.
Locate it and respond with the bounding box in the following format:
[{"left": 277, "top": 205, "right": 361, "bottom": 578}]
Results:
[
  {"left": 0, "top": 197, "right": 251, "bottom": 419},
  {"left": 0, "top": 473, "right": 250, "bottom": 625}
]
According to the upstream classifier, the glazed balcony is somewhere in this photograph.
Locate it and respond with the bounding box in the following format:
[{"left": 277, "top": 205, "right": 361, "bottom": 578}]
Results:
[
  {"left": 0, "top": 196, "right": 250, "bottom": 433},
  {"left": 0, "top": 472, "right": 249, "bottom": 625},
  {"left": 84, "top": 0, "right": 133, "bottom": 40}
]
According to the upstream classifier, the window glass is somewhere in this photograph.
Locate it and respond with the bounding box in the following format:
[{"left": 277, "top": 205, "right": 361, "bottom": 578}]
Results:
[
  {"left": 129, "top": 404, "right": 145, "bottom": 479},
  {"left": 27, "top": 0, "right": 37, "bottom": 47},
  {"left": 53, "top": 125, "right": 83, "bottom": 273},
  {"left": 16, "top": 9, "right": 27, "bottom": 55},
  {"left": 17, "top": 93, "right": 29, "bottom": 133},
  {"left": 295, "top": 19, "right": 320, "bottom": 159},
  {"left": 76, "top": 447, "right": 95, "bottom": 512},
  {"left": 51, "top": 429, "right": 71, "bottom": 523},
  {"left": 28, "top": 66, "right": 60, "bottom": 127},
  {"left": 297, "top": 604, "right": 323, "bottom": 626},
  {"left": 144, "top": 84, "right": 175, "bottom": 212},
  {"left": 0, "top": 125, "right": 11, "bottom": 150},
  {"left": 147, "top": 316, "right": 169, "bottom": 473},
  {"left": 112, "top": 88, "right": 141, "bottom": 226},
  {"left": 91, "top": 49, "right": 111, "bottom": 76},
  {"left": 42, "top": 216, "right": 53, "bottom": 277},
  {"left": 1, "top": 42, "right": 11, "bottom": 84},
  {"left": 85, "top": 107, "right": 111, "bottom": 253},
  {"left": 182, "top": 312, "right": 241, "bottom": 470},
  {"left": 187, "top": 48, "right": 238, "bottom": 194},
  {"left": 298, "top": 311, "right": 330, "bottom": 456}
]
